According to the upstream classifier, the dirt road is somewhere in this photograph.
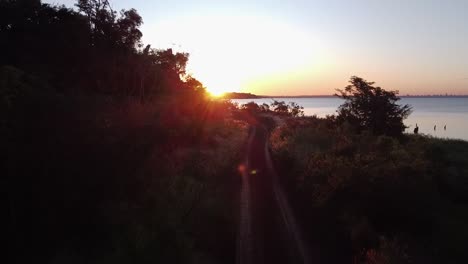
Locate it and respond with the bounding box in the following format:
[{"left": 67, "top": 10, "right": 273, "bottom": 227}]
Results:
[{"left": 238, "top": 123, "right": 311, "bottom": 264}]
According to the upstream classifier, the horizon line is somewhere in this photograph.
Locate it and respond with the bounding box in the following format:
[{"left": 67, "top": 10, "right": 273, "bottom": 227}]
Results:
[{"left": 231, "top": 93, "right": 468, "bottom": 98}]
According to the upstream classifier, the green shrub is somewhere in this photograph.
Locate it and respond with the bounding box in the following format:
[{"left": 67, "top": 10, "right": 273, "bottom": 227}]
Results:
[{"left": 270, "top": 116, "right": 468, "bottom": 263}]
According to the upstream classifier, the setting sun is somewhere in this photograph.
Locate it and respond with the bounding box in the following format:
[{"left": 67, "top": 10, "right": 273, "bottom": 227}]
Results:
[
  {"left": 148, "top": 14, "right": 322, "bottom": 95},
  {"left": 13, "top": 1, "right": 468, "bottom": 262},
  {"left": 207, "top": 89, "right": 226, "bottom": 97}
]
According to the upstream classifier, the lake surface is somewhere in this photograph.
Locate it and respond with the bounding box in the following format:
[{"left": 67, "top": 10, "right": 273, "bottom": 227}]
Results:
[{"left": 233, "top": 97, "right": 468, "bottom": 141}]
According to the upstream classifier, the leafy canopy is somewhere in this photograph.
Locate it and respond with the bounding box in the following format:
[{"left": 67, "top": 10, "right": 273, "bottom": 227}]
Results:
[{"left": 335, "top": 76, "right": 412, "bottom": 137}]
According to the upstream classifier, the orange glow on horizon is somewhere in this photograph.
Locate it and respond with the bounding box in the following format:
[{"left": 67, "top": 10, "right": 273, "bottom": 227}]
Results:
[
  {"left": 137, "top": 2, "right": 468, "bottom": 96},
  {"left": 207, "top": 90, "right": 226, "bottom": 98},
  {"left": 150, "top": 15, "right": 328, "bottom": 95}
]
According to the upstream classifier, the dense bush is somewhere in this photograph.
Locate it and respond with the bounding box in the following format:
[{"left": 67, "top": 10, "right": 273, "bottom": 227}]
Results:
[
  {"left": 2, "top": 1, "right": 247, "bottom": 261},
  {"left": 4, "top": 88, "right": 247, "bottom": 263},
  {"left": 0, "top": 0, "right": 202, "bottom": 97},
  {"left": 238, "top": 100, "right": 304, "bottom": 117},
  {"left": 270, "top": 117, "right": 468, "bottom": 263}
]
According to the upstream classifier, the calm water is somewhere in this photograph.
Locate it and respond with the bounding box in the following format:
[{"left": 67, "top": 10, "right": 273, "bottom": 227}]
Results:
[{"left": 233, "top": 97, "right": 468, "bottom": 141}]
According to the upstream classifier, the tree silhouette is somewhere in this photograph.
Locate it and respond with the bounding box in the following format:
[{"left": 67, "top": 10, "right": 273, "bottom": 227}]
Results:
[
  {"left": 288, "top": 102, "right": 304, "bottom": 117},
  {"left": 335, "top": 76, "right": 412, "bottom": 137},
  {"left": 271, "top": 100, "right": 289, "bottom": 115},
  {"left": 0, "top": 0, "right": 202, "bottom": 98},
  {"left": 271, "top": 100, "right": 304, "bottom": 117}
]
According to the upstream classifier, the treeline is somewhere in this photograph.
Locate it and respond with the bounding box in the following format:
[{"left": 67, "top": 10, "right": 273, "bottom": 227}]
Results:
[
  {"left": 221, "top": 92, "right": 260, "bottom": 99},
  {"left": 0, "top": 0, "right": 204, "bottom": 97},
  {"left": 238, "top": 100, "right": 305, "bottom": 117},
  {"left": 2, "top": 1, "right": 246, "bottom": 263}
]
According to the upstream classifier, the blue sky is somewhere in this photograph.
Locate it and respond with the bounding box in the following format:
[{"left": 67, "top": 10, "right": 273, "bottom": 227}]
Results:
[{"left": 44, "top": 0, "right": 468, "bottom": 95}]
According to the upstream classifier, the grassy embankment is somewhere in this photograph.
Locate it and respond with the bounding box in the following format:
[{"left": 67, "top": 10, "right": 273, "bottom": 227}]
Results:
[
  {"left": 3, "top": 68, "right": 248, "bottom": 263},
  {"left": 269, "top": 116, "right": 468, "bottom": 263}
]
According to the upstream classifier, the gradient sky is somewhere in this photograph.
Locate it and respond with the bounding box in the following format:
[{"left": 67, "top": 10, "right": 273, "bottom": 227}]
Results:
[{"left": 45, "top": 0, "right": 468, "bottom": 95}]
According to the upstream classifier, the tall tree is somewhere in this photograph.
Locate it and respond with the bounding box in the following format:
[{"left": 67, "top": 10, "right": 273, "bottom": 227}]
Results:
[
  {"left": 335, "top": 76, "right": 412, "bottom": 137},
  {"left": 116, "top": 8, "right": 142, "bottom": 50}
]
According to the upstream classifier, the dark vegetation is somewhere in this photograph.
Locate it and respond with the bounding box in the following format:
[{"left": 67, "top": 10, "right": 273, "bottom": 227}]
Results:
[
  {"left": 335, "top": 76, "right": 412, "bottom": 137},
  {"left": 221, "top": 92, "right": 261, "bottom": 99},
  {"left": 3, "top": 1, "right": 468, "bottom": 263},
  {"left": 0, "top": 0, "right": 200, "bottom": 97},
  {"left": 237, "top": 100, "right": 304, "bottom": 117},
  {"left": 2, "top": 1, "right": 247, "bottom": 263},
  {"left": 270, "top": 77, "right": 468, "bottom": 263}
]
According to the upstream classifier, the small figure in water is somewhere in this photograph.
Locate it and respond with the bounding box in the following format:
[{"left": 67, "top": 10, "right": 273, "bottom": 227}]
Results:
[
  {"left": 444, "top": 125, "right": 446, "bottom": 131},
  {"left": 414, "top": 123, "right": 419, "bottom": 134},
  {"left": 434, "top": 125, "right": 436, "bottom": 131}
]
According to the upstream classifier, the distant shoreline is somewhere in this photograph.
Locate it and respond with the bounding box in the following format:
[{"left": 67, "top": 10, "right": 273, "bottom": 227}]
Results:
[{"left": 228, "top": 94, "right": 468, "bottom": 99}]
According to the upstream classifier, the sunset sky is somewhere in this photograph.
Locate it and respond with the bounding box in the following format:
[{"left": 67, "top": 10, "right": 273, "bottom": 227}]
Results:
[{"left": 45, "top": 0, "right": 468, "bottom": 95}]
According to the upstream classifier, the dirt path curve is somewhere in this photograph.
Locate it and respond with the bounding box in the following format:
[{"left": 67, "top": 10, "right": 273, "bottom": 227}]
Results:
[{"left": 237, "top": 121, "right": 311, "bottom": 264}]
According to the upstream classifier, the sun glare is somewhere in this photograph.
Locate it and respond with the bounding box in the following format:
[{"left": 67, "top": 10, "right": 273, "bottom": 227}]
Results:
[
  {"left": 208, "top": 89, "right": 226, "bottom": 97},
  {"left": 148, "top": 14, "right": 322, "bottom": 95}
]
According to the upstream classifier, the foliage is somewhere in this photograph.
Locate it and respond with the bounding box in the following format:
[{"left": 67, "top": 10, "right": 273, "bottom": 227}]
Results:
[
  {"left": 336, "top": 76, "right": 412, "bottom": 137},
  {"left": 363, "top": 236, "right": 411, "bottom": 264},
  {"left": 240, "top": 101, "right": 262, "bottom": 113},
  {"left": 287, "top": 101, "right": 304, "bottom": 117},
  {"left": 221, "top": 92, "right": 259, "bottom": 99},
  {"left": 238, "top": 100, "right": 304, "bottom": 117},
  {"left": 0, "top": 0, "right": 202, "bottom": 97},
  {"left": 271, "top": 100, "right": 289, "bottom": 114},
  {"left": 0, "top": 66, "right": 33, "bottom": 111},
  {"left": 270, "top": 117, "right": 468, "bottom": 263},
  {"left": 2, "top": 1, "right": 240, "bottom": 263},
  {"left": 4, "top": 91, "right": 246, "bottom": 263}
]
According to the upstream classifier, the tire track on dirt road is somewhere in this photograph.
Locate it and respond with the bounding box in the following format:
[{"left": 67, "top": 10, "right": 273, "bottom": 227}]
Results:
[{"left": 237, "top": 123, "right": 311, "bottom": 264}]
